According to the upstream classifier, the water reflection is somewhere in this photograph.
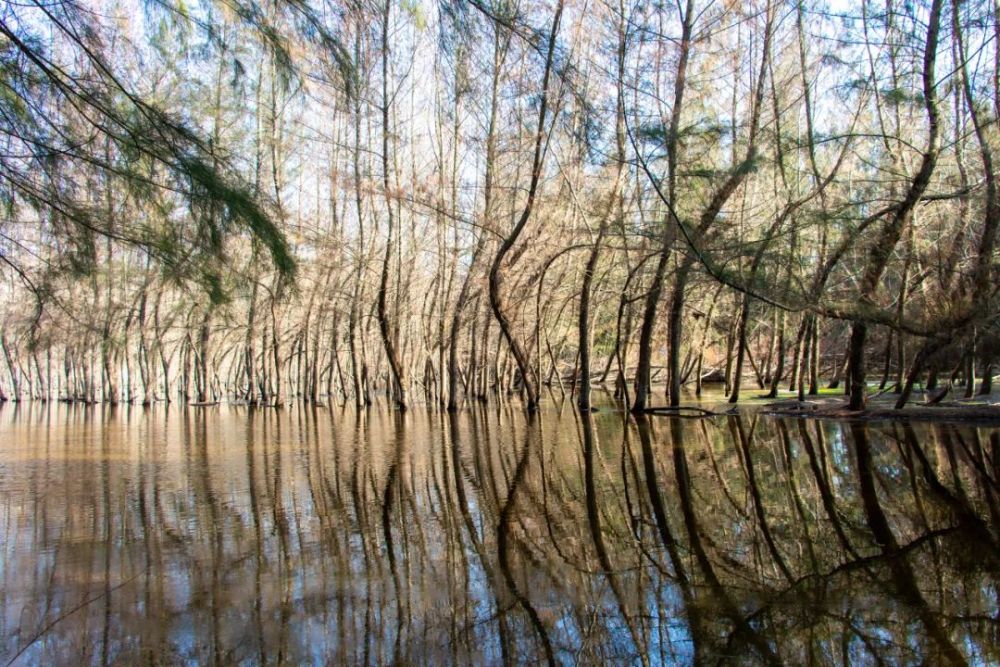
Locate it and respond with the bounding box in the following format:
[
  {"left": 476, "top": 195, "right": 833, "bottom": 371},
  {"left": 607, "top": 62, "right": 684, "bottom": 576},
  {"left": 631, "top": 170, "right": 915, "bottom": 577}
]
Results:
[{"left": 0, "top": 402, "right": 996, "bottom": 665}]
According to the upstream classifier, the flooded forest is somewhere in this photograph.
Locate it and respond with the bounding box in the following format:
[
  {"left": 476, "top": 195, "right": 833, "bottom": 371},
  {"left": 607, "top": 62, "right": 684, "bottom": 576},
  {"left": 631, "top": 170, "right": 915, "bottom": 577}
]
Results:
[{"left": 0, "top": 0, "right": 998, "bottom": 664}]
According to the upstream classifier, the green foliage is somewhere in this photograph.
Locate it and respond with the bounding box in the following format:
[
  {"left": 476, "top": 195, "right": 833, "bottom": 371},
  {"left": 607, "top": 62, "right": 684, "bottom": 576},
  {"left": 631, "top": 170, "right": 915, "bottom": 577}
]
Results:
[
  {"left": 638, "top": 119, "right": 728, "bottom": 148},
  {"left": 400, "top": 0, "right": 427, "bottom": 31},
  {"left": 181, "top": 157, "right": 296, "bottom": 279},
  {"left": 881, "top": 87, "right": 923, "bottom": 106},
  {"left": 0, "top": 0, "right": 306, "bottom": 312},
  {"left": 733, "top": 153, "right": 761, "bottom": 177},
  {"left": 682, "top": 168, "right": 722, "bottom": 179}
]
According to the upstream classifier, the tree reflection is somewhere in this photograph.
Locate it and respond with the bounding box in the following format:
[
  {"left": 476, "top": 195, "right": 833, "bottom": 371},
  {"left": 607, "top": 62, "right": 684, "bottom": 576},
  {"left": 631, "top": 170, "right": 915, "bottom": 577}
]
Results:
[{"left": 0, "top": 403, "right": 995, "bottom": 665}]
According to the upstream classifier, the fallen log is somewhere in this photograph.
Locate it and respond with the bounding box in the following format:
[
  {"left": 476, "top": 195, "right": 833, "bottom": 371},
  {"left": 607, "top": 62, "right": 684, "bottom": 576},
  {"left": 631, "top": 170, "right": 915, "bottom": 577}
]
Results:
[{"left": 642, "top": 405, "right": 724, "bottom": 418}]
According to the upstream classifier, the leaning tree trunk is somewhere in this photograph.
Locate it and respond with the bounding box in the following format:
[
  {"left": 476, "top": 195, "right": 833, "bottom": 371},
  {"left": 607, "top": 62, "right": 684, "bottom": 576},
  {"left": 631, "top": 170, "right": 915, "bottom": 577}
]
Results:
[
  {"left": 487, "top": 0, "right": 563, "bottom": 412},
  {"left": 848, "top": 0, "right": 942, "bottom": 410},
  {"left": 631, "top": 0, "right": 695, "bottom": 413},
  {"left": 377, "top": 1, "right": 407, "bottom": 410},
  {"left": 447, "top": 25, "right": 509, "bottom": 411}
]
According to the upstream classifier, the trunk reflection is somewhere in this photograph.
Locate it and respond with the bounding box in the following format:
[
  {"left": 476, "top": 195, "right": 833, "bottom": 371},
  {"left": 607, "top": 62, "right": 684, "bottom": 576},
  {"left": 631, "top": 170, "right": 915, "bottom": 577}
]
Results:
[{"left": 0, "top": 403, "right": 995, "bottom": 665}]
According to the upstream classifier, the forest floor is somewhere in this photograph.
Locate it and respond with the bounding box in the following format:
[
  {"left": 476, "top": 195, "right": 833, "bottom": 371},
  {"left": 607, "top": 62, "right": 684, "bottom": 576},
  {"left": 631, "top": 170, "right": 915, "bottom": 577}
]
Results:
[{"left": 739, "top": 386, "right": 1000, "bottom": 423}]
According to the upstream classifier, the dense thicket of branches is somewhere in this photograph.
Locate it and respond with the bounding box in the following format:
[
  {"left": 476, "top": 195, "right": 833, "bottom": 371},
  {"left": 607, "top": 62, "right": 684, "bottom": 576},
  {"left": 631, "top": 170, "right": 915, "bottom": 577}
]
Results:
[{"left": 0, "top": 0, "right": 997, "bottom": 410}]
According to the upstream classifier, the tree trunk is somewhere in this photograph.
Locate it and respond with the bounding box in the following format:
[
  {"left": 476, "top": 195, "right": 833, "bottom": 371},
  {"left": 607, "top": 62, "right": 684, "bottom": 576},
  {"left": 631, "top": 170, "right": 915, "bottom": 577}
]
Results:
[{"left": 487, "top": 1, "right": 563, "bottom": 412}]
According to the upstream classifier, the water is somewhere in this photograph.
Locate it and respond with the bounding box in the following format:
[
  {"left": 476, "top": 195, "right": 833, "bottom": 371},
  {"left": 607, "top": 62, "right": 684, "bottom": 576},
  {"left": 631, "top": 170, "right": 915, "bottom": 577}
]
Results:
[{"left": 0, "top": 400, "right": 996, "bottom": 665}]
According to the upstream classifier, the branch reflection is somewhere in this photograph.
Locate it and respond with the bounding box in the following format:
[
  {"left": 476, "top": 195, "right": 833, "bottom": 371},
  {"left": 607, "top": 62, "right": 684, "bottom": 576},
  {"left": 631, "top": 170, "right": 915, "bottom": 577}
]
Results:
[{"left": 0, "top": 403, "right": 995, "bottom": 665}]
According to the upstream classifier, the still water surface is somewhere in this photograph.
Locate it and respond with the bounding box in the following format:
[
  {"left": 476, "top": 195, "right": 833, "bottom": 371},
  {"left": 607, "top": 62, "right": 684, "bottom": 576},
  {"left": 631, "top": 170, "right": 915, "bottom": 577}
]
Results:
[{"left": 0, "top": 401, "right": 996, "bottom": 665}]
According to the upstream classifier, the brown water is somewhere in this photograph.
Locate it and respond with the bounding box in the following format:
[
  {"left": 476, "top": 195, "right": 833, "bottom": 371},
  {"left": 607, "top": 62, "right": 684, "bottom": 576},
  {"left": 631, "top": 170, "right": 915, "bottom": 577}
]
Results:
[{"left": 0, "top": 401, "right": 996, "bottom": 665}]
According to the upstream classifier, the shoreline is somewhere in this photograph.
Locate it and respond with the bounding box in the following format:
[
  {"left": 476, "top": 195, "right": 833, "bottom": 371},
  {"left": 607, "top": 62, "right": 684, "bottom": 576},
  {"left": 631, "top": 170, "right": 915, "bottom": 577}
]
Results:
[
  {"left": 3, "top": 389, "right": 1000, "bottom": 425},
  {"left": 751, "top": 395, "right": 1000, "bottom": 424}
]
